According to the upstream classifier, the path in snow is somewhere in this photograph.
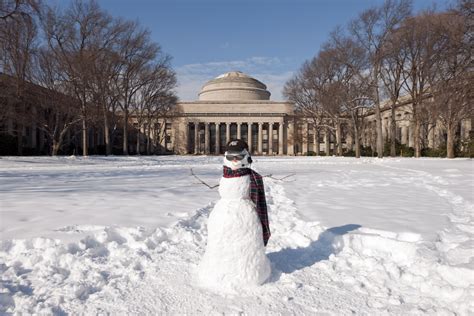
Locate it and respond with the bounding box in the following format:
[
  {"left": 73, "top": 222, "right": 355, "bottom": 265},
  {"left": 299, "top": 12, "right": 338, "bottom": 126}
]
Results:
[{"left": 1, "top": 157, "right": 473, "bottom": 314}]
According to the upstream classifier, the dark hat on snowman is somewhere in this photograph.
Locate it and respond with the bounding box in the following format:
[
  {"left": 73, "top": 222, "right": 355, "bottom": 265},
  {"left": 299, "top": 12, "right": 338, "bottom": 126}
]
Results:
[{"left": 226, "top": 139, "right": 249, "bottom": 153}]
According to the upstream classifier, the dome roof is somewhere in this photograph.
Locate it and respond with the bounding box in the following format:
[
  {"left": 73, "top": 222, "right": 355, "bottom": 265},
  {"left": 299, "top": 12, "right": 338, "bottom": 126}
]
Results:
[{"left": 198, "top": 71, "right": 271, "bottom": 101}]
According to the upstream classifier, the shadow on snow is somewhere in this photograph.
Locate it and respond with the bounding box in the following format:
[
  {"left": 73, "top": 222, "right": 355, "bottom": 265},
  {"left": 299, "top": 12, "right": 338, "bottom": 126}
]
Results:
[{"left": 267, "top": 224, "right": 361, "bottom": 279}]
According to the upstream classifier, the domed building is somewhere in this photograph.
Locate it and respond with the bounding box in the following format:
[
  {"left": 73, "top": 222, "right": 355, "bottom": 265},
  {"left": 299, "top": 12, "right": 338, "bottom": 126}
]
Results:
[
  {"left": 172, "top": 71, "right": 297, "bottom": 155},
  {"left": 198, "top": 71, "right": 271, "bottom": 101}
]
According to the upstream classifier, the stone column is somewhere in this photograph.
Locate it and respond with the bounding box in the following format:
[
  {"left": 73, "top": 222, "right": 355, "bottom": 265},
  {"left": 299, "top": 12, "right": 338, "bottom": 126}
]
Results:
[
  {"left": 187, "top": 123, "right": 192, "bottom": 154},
  {"left": 186, "top": 123, "right": 194, "bottom": 154},
  {"left": 258, "top": 122, "right": 263, "bottom": 155},
  {"left": 204, "top": 122, "right": 210, "bottom": 154},
  {"left": 382, "top": 118, "right": 388, "bottom": 143},
  {"left": 175, "top": 119, "right": 189, "bottom": 155},
  {"left": 237, "top": 123, "right": 242, "bottom": 139},
  {"left": 226, "top": 122, "right": 231, "bottom": 144},
  {"left": 287, "top": 120, "right": 295, "bottom": 155},
  {"left": 247, "top": 123, "right": 253, "bottom": 153},
  {"left": 278, "top": 121, "right": 284, "bottom": 155},
  {"left": 428, "top": 124, "right": 435, "bottom": 148},
  {"left": 302, "top": 122, "right": 308, "bottom": 155},
  {"left": 401, "top": 125, "right": 408, "bottom": 145},
  {"left": 434, "top": 124, "right": 442, "bottom": 148},
  {"left": 408, "top": 124, "right": 414, "bottom": 148},
  {"left": 215, "top": 123, "right": 220, "bottom": 154},
  {"left": 345, "top": 133, "right": 353, "bottom": 152},
  {"left": 194, "top": 122, "right": 199, "bottom": 154},
  {"left": 268, "top": 122, "right": 274, "bottom": 155},
  {"left": 314, "top": 127, "right": 320, "bottom": 155}
]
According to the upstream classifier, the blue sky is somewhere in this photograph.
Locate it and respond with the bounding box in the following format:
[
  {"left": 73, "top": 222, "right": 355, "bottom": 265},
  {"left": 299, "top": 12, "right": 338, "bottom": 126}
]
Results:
[{"left": 56, "top": 0, "right": 452, "bottom": 101}]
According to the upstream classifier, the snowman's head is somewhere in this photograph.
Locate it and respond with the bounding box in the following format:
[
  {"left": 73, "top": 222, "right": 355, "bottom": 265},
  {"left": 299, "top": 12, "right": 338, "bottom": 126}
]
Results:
[{"left": 223, "top": 140, "right": 252, "bottom": 170}]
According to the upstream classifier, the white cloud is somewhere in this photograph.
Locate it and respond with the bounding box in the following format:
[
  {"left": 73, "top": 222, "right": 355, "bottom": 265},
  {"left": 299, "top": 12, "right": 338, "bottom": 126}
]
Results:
[{"left": 175, "top": 57, "right": 294, "bottom": 101}]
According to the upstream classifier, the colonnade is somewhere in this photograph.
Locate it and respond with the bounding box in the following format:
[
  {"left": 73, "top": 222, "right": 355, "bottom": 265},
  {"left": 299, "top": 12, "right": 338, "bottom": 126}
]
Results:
[{"left": 188, "top": 121, "right": 287, "bottom": 155}]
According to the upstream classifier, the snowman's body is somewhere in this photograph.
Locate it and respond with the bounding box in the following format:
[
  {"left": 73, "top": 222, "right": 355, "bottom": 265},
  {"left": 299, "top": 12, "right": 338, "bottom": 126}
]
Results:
[{"left": 198, "top": 173, "right": 271, "bottom": 290}]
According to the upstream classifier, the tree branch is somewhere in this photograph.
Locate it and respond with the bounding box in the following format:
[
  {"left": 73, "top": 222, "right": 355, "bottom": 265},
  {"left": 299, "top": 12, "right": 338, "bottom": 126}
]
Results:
[
  {"left": 189, "top": 168, "right": 296, "bottom": 189},
  {"left": 190, "top": 168, "right": 219, "bottom": 189}
]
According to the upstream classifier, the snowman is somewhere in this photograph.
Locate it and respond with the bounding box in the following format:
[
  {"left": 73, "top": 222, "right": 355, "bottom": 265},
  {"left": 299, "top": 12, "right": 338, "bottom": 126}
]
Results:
[{"left": 198, "top": 139, "right": 271, "bottom": 290}]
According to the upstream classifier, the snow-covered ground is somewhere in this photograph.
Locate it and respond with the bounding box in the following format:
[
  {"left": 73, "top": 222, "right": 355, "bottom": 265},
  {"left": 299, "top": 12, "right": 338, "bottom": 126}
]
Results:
[{"left": 0, "top": 156, "right": 473, "bottom": 315}]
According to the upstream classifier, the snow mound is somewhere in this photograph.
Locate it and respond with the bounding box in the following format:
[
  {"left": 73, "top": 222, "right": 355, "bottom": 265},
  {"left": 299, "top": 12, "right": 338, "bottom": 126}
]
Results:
[
  {"left": 265, "top": 177, "right": 474, "bottom": 315},
  {"left": 0, "top": 225, "right": 176, "bottom": 314}
]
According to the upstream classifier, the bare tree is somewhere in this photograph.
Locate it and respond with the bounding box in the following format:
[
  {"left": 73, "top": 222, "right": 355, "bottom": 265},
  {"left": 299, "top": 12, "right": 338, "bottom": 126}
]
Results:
[
  {"left": 283, "top": 61, "right": 326, "bottom": 155},
  {"left": 131, "top": 58, "right": 177, "bottom": 155},
  {"left": 149, "top": 93, "right": 177, "bottom": 154},
  {"left": 380, "top": 30, "right": 408, "bottom": 156},
  {"left": 33, "top": 48, "right": 81, "bottom": 155},
  {"left": 0, "top": 0, "right": 40, "bottom": 21},
  {"left": 399, "top": 12, "right": 441, "bottom": 157},
  {"left": 88, "top": 18, "right": 130, "bottom": 155},
  {"left": 326, "top": 36, "right": 372, "bottom": 158},
  {"left": 429, "top": 10, "right": 472, "bottom": 158},
  {"left": 285, "top": 41, "right": 365, "bottom": 157},
  {"left": 348, "top": 0, "right": 412, "bottom": 157},
  {"left": 112, "top": 21, "right": 160, "bottom": 155},
  {"left": 43, "top": 0, "right": 115, "bottom": 156},
  {"left": 0, "top": 3, "right": 38, "bottom": 154}
]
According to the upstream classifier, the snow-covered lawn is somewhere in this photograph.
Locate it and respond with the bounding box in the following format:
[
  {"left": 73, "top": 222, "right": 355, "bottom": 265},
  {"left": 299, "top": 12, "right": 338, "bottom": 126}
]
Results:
[{"left": 0, "top": 156, "right": 473, "bottom": 314}]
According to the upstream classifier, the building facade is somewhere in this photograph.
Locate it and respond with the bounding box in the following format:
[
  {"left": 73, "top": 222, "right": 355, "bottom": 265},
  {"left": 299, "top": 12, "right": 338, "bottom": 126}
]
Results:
[
  {"left": 171, "top": 71, "right": 296, "bottom": 155},
  {"left": 1, "top": 71, "right": 472, "bottom": 156},
  {"left": 167, "top": 71, "right": 471, "bottom": 156}
]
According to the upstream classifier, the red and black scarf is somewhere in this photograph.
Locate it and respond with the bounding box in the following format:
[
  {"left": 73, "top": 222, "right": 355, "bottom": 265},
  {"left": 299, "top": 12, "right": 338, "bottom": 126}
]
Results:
[{"left": 223, "top": 166, "right": 271, "bottom": 246}]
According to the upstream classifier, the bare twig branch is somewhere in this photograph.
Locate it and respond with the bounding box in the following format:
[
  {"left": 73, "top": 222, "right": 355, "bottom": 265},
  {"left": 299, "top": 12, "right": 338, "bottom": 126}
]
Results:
[
  {"left": 263, "top": 174, "right": 296, "bottom": 181},
  {"left": 190, "top": 168, "right": 296, "bottom": 189},
  {"left": 190, "top": 168, "right": 219, "bottom": 189}
]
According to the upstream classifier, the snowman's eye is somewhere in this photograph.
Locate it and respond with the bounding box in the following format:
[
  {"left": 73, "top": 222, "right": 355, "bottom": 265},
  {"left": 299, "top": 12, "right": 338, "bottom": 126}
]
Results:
[{"left": 225, "top": 154, "right": 245, "bottom": 161}]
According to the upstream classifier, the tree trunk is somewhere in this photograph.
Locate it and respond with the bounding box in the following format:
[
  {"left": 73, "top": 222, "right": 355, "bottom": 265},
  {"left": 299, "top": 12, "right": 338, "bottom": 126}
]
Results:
[
  {"left": 17, "top": 123, "right": 23, "bottom": 155},
  {"left": 374, "top": 77, "right": 384, "bottom": 158},
  {"left": 136, "top": 124, "right": 141, "bottom": 155},
  {"left": 146, "top": 124, "right": 151, "bottom": 155},
  {"left": 374, "top": 102, "right": 384, "bottom": 158},
  {"left": 325, "top": 129, "right": 331, "bottom": 156},
  {"left": 336, "top": 121, "right": 343, "bottom": 156},
  {"left": 51, "top": 127, "right": 68, "bottom": 156},
  {"left": 390, "top": 105, "right": 397, "bottom": 157},
  {"left": 354, "top": 126, "right": 361, "bottom": 158},
  {"left": 446, "top": 123, "right": 455, "bottom": 159},
  {"left": 314, "top": 129, "right": 320, "bottom": 156},
  {"left": 414, "top": 117, "right": 421, "bottom": 158},
  {"left": 103, "top": 105, "right": 111, "bottom": 156},
  {"left": 123, "top": 110, "right": 128, "bottom": 155},
  {"left": 52, "top": 140, "right": 60, "bottom": 156},
  {"left": 82, "top": 117, "right": 88, "bottom": 156}
]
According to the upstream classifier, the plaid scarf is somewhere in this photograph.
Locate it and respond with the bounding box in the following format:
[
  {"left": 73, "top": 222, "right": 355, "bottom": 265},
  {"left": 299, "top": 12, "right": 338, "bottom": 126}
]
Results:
[{"left": 222, "top": 166, "right": 270, "bottom": 246}]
